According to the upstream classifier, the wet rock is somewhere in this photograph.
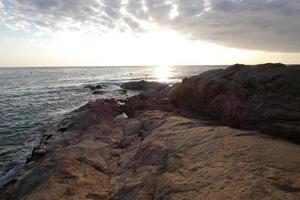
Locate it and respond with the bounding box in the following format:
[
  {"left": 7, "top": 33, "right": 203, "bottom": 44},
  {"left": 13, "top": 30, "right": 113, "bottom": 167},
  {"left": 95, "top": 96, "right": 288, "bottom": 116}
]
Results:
[
  {"left": 84, "top": 85, "right": 97, "bottom": 91},
  {"left": 96, "top": 85, "right": 103, "bottom": 89},
  {"left": 26, "top": 142, "right": 47, "bottom": 163},
  {"left": 32, "top": 143, "right": 47, "bottom": 158},
  {"left": 84, "top": 84, "right": 103, "bottom": 91},
  {"left": 117, "top": 89, "right": 128, "bottom": 94},
  {"left": 92, "top": 90, "right": 105, "bottom": 95}
]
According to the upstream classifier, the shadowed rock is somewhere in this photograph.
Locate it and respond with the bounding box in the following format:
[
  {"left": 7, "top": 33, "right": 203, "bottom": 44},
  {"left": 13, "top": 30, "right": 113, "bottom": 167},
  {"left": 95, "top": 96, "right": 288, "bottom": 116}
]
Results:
[
  {"left": 170, "top": 63, "right": 300, "bottom": 142},
  {"left": 121, "top": 80, "right": 168, "bottom": 91},
  {"left": 57, "top": 99, "right": 123, "bottom": 132}
]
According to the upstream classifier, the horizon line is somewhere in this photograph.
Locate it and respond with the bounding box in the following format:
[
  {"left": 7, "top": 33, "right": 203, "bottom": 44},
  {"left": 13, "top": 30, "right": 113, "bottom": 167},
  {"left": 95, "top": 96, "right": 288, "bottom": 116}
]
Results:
[{"left": 0, "top": 63, "right": 298, "bottom": 68}]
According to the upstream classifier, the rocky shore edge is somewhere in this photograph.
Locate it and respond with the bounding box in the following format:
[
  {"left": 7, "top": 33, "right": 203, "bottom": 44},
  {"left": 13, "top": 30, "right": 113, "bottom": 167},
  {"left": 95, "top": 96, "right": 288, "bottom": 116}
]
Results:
[{"left": 1, "top": 63, "right": 300, "bottom": 200}]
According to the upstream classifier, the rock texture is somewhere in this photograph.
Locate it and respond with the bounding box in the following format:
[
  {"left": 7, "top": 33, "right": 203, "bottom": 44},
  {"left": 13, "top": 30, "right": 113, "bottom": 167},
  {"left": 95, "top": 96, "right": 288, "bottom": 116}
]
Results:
[
  {"left": 170, "top": 63, "right": 300, "bottom": 142},
  {"left": 1, "top": 66, "right": 300, "bottom": 200},
  {"left": 121, "top": 80, "right": 169, "bottom": 91},
  {"left": 1, "top": 109, "right": 300, "bottom": 200}
]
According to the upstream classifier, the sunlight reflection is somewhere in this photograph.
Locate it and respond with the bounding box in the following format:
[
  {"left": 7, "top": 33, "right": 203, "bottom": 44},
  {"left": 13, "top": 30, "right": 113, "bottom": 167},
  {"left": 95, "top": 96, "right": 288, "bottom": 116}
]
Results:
[{"left": 154, "top": 65, "right": 171, "bottom": 82}]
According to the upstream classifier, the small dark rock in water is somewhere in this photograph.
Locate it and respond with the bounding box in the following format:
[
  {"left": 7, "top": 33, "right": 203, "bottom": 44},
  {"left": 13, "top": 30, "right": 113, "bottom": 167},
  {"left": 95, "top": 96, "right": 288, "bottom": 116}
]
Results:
[
  {"left": 27, "top": 143, "right": 47, "bottom": 163},
  {"left": 84, "top": 84, "right": 103, "bottom": 91},
  {"left": 33, "top": 143, "right": 47, "bottom": 156},
  {"left": 92, "top": 90, "right": 105, "bottom": 95},
  {"left": 84, "top": 85, "right": 97, "bottom": 91},
  {"left": 42, "top": 133, "right": 53, "bottom": 141},
  {"left": 117, "top": 89, "right": 127, "bottom": 94},
  {"left": 95, "top": 85, "right": 102, "bottom": 89},
  {"left": 57, "top": 121, "right": 72, "bottom": 132}
]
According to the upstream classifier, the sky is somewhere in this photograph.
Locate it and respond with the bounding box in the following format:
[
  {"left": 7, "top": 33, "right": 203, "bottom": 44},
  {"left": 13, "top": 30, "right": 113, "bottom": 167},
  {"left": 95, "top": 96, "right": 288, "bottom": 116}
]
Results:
[{"left": 0, "top": 0, "right": 300, "bottom": 67}]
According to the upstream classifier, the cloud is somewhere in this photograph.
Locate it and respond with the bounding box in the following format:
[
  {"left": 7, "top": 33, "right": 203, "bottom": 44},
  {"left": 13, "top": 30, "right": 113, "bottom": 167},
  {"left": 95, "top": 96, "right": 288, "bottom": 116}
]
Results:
[{"left": 1, "top": 0, "right": 300, "bottom": 52}]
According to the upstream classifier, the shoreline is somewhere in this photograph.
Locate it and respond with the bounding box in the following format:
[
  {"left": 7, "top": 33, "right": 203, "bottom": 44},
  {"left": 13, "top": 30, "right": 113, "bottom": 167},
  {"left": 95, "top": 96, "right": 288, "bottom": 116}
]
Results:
[{"left": 1, "top": 63, "right": 300, "bottom": 200}]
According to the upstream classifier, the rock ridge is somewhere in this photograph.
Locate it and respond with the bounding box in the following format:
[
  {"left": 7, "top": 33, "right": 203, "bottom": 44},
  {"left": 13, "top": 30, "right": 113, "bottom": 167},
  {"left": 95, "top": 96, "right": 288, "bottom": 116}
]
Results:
[{"left": 170, "top": 63, "right": 300, "bottom": 142}]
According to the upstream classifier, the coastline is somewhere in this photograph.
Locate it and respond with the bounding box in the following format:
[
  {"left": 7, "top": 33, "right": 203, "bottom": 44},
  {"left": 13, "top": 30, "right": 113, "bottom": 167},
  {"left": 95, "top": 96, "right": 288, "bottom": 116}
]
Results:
[{"left": 1, "top": 63, "right": 300, "bottom": 200}]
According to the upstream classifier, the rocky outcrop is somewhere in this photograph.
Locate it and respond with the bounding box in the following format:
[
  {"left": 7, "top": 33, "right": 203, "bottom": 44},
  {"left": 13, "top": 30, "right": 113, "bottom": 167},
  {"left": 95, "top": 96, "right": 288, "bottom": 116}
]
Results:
[
  {"left": 121, "top": 80, "right": 169, "bottom": 91},
  {"left": 2, "top": 109, "right": 300, "bottom": 200},
  {"left": 56, "top": 99, "right": 123, "bottom": 132},
  {"left": 169, "top": 63, "right": 300, "bottom": 142},
  {"left": 2, "top": 67, "right": 300, "bottom": 200},
  {"left": 123, "top": 90, "right": 177, "bottom": 117}
]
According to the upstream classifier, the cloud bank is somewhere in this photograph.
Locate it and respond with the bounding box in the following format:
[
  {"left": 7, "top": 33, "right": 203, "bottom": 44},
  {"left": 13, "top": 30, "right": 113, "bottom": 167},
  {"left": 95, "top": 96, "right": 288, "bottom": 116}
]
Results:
[{"left": 1, "top": 0, "right": 300, "bottom": 52}]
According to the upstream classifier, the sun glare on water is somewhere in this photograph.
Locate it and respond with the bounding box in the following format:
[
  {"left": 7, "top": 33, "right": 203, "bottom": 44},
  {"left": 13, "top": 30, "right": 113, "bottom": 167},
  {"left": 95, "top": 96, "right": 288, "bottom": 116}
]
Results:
[{"left": 154, "top": 65, "right": 171, "bottom": 82}]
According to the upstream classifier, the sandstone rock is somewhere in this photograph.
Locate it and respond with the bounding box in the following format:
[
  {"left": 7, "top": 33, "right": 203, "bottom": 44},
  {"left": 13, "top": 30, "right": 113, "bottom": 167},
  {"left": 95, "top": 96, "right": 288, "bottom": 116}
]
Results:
[{"left": 170, "top": 63, "right": 300, "bottom": 142}]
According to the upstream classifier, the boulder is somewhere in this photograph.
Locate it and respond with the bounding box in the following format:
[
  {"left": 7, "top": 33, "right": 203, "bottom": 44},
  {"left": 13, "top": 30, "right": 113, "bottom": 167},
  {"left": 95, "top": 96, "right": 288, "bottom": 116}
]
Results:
[
  {"left": 169, "top": 63, "right": 300, "bottom": 142},
  {"left": 84, "top": 85, "right": 97, "bottom": 91},
  {"left": 84, "top": 84, "right": 103, "bottom": 91},
  {"left": 95, "top": 84, "right": 103, "bottom": 89}
]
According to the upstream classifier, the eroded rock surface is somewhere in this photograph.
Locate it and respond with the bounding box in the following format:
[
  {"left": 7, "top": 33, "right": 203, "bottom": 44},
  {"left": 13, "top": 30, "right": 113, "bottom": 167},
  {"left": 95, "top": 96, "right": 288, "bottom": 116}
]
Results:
[
  {"left": 2, "top": 108, "right": 300, "bottom": 200},
  {"left": 170, "top": 63, "right": 300, "bottom": 142}
]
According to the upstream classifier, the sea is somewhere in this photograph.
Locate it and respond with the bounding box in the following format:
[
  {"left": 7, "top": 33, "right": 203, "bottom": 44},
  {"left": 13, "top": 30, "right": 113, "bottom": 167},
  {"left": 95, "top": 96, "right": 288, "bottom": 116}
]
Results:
[{"left": 0, "top": 65, "right": 224, "bottom": 187}]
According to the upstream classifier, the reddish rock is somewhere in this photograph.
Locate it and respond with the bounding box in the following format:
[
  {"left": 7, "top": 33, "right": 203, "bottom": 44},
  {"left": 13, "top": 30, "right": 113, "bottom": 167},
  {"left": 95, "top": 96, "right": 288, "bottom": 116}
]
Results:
[
  {"left": 121, "top": 80, "right": 168, "bottom": 91},
  {"left": 170, "top": 63, "right": 300, "bottom": 142}
]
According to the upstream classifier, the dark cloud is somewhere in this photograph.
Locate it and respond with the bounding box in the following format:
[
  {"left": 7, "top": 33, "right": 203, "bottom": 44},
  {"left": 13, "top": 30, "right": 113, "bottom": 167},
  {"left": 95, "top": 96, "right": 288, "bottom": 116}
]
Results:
[{"left": 1, "top": 0, "right": 300, "bottom": 52}]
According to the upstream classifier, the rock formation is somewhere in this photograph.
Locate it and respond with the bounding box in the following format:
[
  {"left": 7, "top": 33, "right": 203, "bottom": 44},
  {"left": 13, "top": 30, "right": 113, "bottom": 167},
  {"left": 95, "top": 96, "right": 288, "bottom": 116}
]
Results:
[
  {"left": 121, "top": 80, "right": 169, "bottom": 91},
  {"left": 170, "top": 63, "right": 300, "bottom": 142},
  {"left": 1, "top": 64, "right": 300, "bottom": 200}
]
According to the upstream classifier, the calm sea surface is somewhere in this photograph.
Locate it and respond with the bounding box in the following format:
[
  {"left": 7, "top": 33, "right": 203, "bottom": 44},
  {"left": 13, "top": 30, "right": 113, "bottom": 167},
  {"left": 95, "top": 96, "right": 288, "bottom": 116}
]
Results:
[{"left": 0, "top": 65, "right": 224, "bottom": 186}]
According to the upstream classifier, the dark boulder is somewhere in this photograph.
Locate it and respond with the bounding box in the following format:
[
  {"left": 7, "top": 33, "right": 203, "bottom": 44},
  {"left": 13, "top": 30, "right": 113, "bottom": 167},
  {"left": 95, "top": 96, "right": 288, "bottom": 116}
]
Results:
[
  {"left": 84, "top": 84, "right": 103, "bottom": 91},
  {"left": 92, "top": 90, "right": 105, "bottom": 95},
  {"left": 84, "top": 85, "right": 97, "bottom": 91},
  {"left": 95, "top": 84, "right": 102, "bottom": 89},
  {"left": 169, "top": 63, "right": 300, "bottom": 142}
]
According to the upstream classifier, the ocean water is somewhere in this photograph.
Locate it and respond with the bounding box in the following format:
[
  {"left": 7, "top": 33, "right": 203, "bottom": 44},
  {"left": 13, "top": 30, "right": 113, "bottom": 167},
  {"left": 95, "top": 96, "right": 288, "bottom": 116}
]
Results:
[{"left": 0, "top": 65, "right": 223, "bottom": 186}]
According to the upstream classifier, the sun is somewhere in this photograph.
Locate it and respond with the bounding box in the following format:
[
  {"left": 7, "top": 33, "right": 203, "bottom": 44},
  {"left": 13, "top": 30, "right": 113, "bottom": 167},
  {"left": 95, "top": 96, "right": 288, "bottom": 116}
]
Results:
[{"left": 154, "top": 65, "right": 171, "bottom": 82}]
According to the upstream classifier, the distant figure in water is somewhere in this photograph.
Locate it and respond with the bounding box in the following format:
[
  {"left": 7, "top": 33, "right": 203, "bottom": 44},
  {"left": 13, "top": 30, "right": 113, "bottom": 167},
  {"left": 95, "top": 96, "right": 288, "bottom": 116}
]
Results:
[
  {"left": 146, "top": 74, "right": 148, "bottom": 78},
  {"left": 130, "top": 73, "right": 132, "bottom": 76}
]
